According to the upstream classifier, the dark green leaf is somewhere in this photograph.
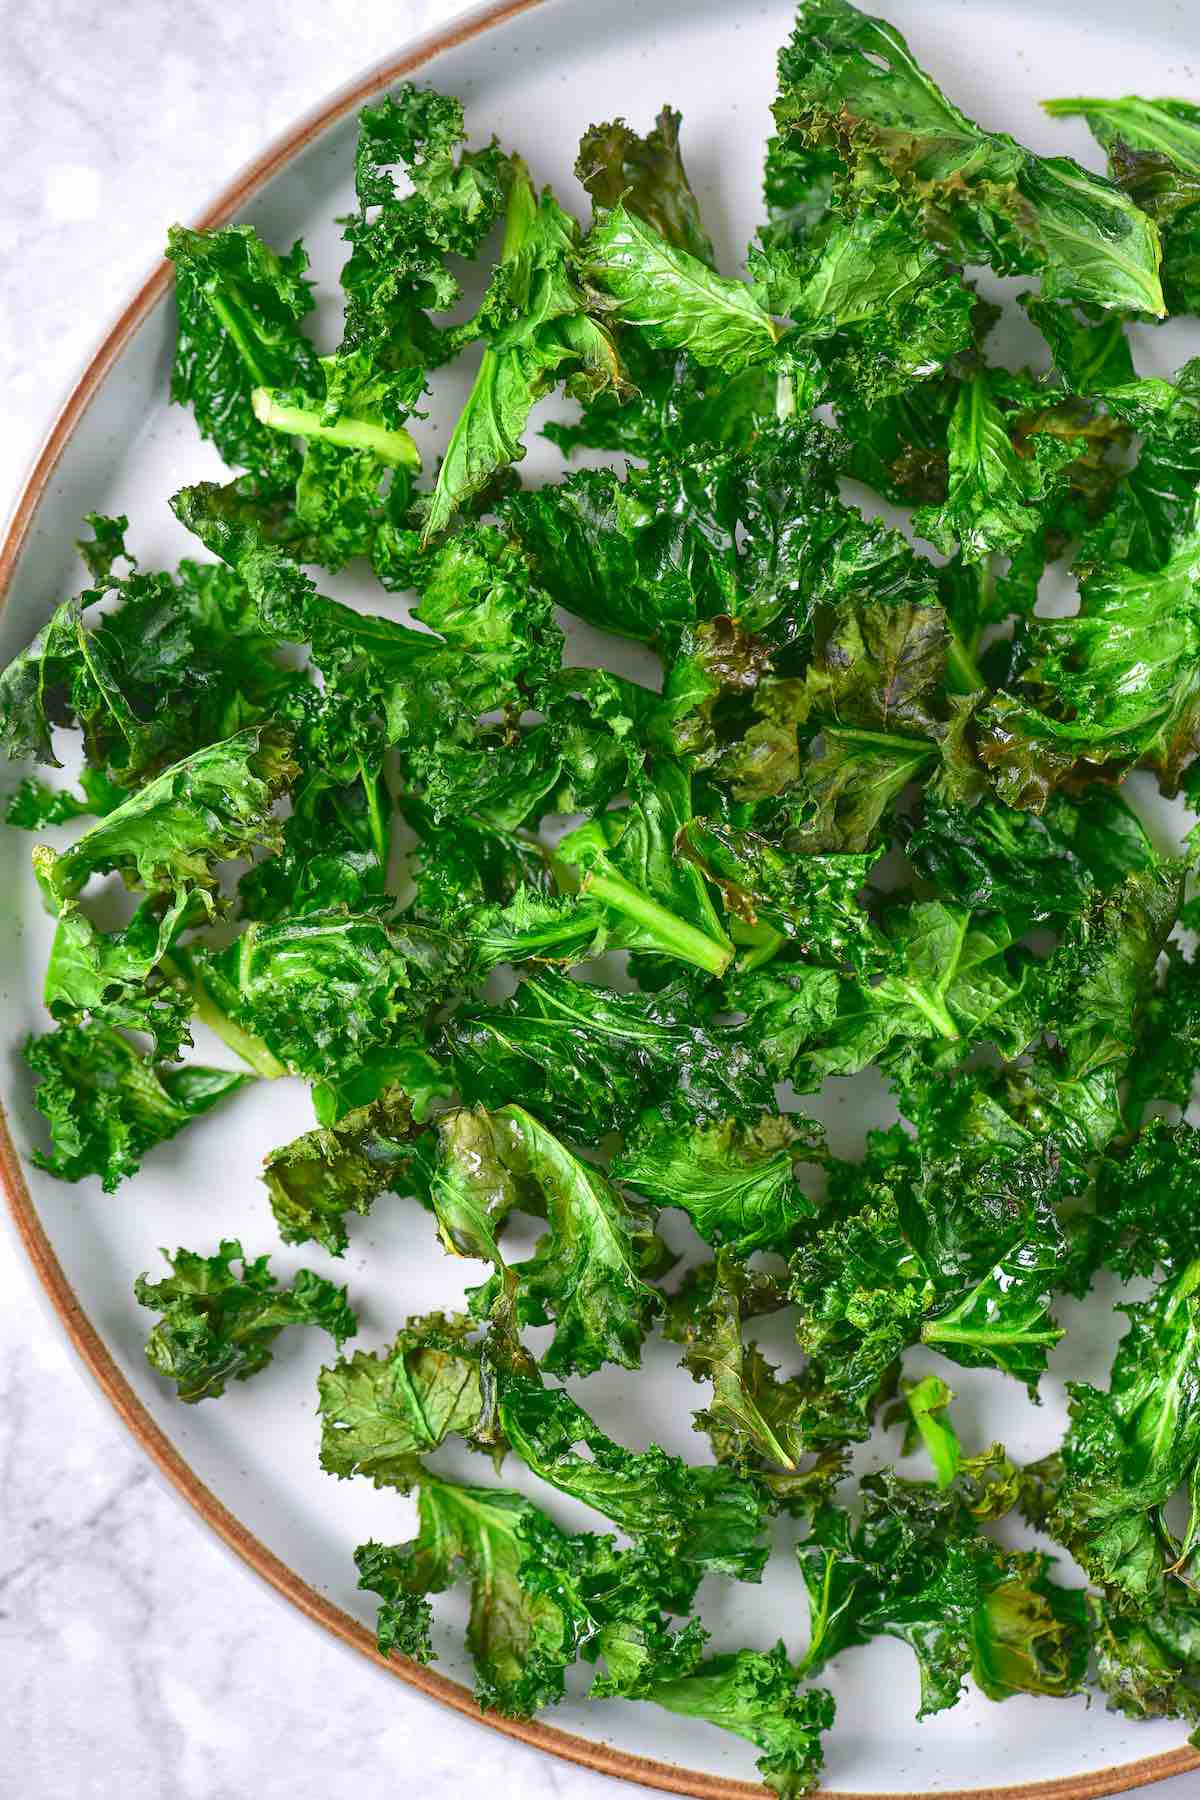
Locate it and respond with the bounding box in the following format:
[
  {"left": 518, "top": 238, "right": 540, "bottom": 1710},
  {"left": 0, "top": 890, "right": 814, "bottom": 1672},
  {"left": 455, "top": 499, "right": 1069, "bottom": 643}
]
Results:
[
  {"left": 136, "top": 1237, "right": 355, "bottom": 1401},
  {"left": 24, "top": 1023, "right": 248, "bottom": 1193}
]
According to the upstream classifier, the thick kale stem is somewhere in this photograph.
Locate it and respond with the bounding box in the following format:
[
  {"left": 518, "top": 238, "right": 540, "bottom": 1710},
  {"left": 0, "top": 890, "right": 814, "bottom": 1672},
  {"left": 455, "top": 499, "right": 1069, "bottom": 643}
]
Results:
[
  {"left": 252, "top": 388, "right": 421, "bottom": 469},
  {"left": 896, "top": 981, "right": 960, "bottom": 1043},
  {"left": 922, "top": 1319, "right": 1062, "bottom": 1348},
  {"left": 583, "top": 870, "right": 734, "bottom": 976},
  {"left": 944, "top": 628, "right": 985, "bottom": 696},
  {"left": 730, "top": 919, "right": 788, "bottom": 972},
  {"left": 164, "top": 949, "right": 287, "bottom": 1080},
  {"left": 208, "top": 290, "right": 272, "bottom": 387}
]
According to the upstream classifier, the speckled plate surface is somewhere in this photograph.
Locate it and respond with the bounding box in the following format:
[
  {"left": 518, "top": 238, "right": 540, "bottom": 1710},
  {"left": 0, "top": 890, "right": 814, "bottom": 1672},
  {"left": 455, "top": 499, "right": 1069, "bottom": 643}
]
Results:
[{"left": 3, "top": 1, "right": 1200, "bottom": 1793}]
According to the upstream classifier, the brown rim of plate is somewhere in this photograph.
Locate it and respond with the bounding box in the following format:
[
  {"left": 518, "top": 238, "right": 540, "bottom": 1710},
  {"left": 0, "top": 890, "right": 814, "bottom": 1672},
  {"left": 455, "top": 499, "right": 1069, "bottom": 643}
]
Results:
[{"left": 1, "top": 3, "right": 1198, "bottom": 1795}]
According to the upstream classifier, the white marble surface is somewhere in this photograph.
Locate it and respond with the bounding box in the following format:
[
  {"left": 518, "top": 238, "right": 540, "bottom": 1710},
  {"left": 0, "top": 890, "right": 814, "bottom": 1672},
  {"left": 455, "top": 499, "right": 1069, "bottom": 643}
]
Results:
[
  {"left": 0, "top": 4, "right": 613, "bottom": 1795},
  {"left": 1, "top": 5, "right": 1198, "bottom": 1799}
]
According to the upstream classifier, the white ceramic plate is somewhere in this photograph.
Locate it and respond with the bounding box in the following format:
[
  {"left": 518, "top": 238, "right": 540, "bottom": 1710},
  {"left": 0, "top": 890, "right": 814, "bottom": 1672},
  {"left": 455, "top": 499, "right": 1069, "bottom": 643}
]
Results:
[{"left": 3, "top": 2, "right": 1200, "bottom": 1795}]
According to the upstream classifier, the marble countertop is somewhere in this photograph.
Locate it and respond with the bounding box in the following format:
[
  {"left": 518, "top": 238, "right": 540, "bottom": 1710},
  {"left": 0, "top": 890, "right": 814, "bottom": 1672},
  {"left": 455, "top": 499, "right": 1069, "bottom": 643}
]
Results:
[
  {"left": 0, "top": 4, "right": 613, "bottom": 1795},
  {"left": 1, "top": 6, "right": 1197, "bottom": 1799}
]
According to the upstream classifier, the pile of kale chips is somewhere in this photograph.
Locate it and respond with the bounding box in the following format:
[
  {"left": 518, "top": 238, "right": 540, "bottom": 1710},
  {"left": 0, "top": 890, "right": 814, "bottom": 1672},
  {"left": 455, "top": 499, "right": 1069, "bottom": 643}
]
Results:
[{"left": 11, "top": 1, "right": 1200, "bottom": 1787}]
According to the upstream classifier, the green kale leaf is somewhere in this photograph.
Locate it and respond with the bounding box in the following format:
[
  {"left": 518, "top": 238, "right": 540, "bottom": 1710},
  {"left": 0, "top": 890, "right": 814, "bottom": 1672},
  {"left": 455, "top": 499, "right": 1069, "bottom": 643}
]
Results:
[
  {"left": 136, "top": 1237, "right": 355, "bottom": 1401},
  {"left": 24, "top": 1023, "right": 249, "bottom": 1192},
  {"left": 774, "top": 0, "right": 1164, "bottom": 316},
  {"left": 448, "top": 971, "right": 775, "bottom": 1142},
  {"left": 262, "top": 1083, "right": 420, "bottom": 1255},
  {"left": 612, "top": 1114, "right": 820, "bottom": 1256},
  {"left": 318, "top": 1312, "right": 495, "bottom": 1489},
  {"left": 499, "top": 1380, "right": 768, "bottom": 1579},
  {"left": 354, "top": 1475, "right": 572, "bottom": 1714},
  {"left": 436, "top": 1103, "right": 666, "bottom": 1376}
]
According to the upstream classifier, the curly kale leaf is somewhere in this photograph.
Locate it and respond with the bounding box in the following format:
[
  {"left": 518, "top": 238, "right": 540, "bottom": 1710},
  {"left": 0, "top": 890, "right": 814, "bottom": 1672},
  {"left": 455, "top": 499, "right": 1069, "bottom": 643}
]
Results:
[
  {"left": 1045, "top": 94, "right": 1200, "bottom": 314},
  {"left": 499, "top": 1380, "right": 768, "bottom": 1579},
  {"left": 911, "top": 366, "right": 1084, "bottom": 564},
  {"left": 982, "top": 517, "right": 1200, "bottom": 800},
  {"left": 601, "top": 1640, "right": 836, "bottom": 1798},
  {"left": 1031, "top": 864, "right": 1182, "bottom": 1083},
  {"left": 1091, "top": 1589, "right": 1200, "bottom": 1733},
  {"left": 788, "top": 1112, "right": 1067, "bottom": 1436},
  {"left": 1125, "top": 946, "right": 1200, "bottom": 1129},
  {"left": 1051, "top": 1258, "right": 1200, "bottom": 1608},
  {"left": 542, "top": 343, "right": 776, "bottom": 461},
  {"left": 906, "top": 787, "right": 1153, "bottom": 924},
  {"left": 577, "top": 105, "right": 716, "bottom": 267},
  {"left": 238, "top": 714, "right": 391, "bottom": 923},
  {"left": 32, "top": 723, "right": 295, "bottom": 918},
  {"left": 1018, "top": 297, "right": 1200, "bottom": 454},
  {"left": 24, "top": 1023, "right": 249, "bottom": 1192},
  {"left": 662, "top": 1248, "right": 810, "bottom": 1482},
  {"left": 423, "top": 161, "right": 625, "bottom": 540},
  {"left": 166, "top": 223, "right": 320, "bottom": 493},
  {"left": 678, "top": 824, "right": 880, "bottom": 967},
  {"left": 358, "top": 1470, "right": 760, "bottom": 1736},
  {"left": 176, "top": 488, "right": 561, "bottom": 754},
  {"left": 774, "top": 0, "right": 1163, "bottom": 316},
  {"left": 135, "top": 1238, "right": 355, "bottom": 1401},
  {"left": 404, "top": 795, "right": 553, "bottom": 932},
  {"left": 41, "top": 895, "right": 195, "bottom": 1060},
  {"left": 332, "top": 84, "right": 510, "bottom": 425},
  {"left": 180, "top": 911, "right": 463, "bottom": 1085},
  {"left": 0, "top": 551, "right": 304, "bottom": 780},
  {"left": 457, "top": 888, "right": 614, "bottom": 976},
  {"left": 613, "top": 1114, "right": 820, "bottom": 1257},
  {"left": 716, "top": 583, "right": 961, "bottom": 850},
  {"left": 404, "top": 696, "right": 642, "bottom": 838},
  {"left": 507, "top": 419, "right": 852, "bottom": 650},
  {"left": 787, "top": 899, "right": 1041, "bottom": 1090},
  {"left": 354, "top": 1475, "right": 572, "bottom": 1715},
  {"left": 447, "top": 972, "right": 775, "bottom": 1142},
  {"left": 750, "top": 200, "right": 974, "bottom": 403},
  {"left": 582, "top": 203, "right": 778, "bottom": 374},
  {"left": 28, "top": 723, "right": 295, "bottom": 1052},
  {"left": 717, "top": 961, "right": 842, "bottom": 1081},
  {"left": 437, "top": 1104, "right": 666, "bottom": 1377},
  {"left": 559, "top": 105, "right": 785, "bottom": 457},
  {"left": 318, "top": 1312, "right": 495, "bottom": 1489},
  {"left": 6, "top": 766, "right": 127, "bottom": 831},
  {"left": 516, "top": 1506, "right": 705, "bottom": 1680},
  {"left": 799, "top": 1472, "right": 1087, "bottom": 1716},
  {"left": 1089, "top": 1122, "right": 1200, "bottom": 1286},
  {"left": 263, "top": 1083, "right": 420, "bottom": 1255}
]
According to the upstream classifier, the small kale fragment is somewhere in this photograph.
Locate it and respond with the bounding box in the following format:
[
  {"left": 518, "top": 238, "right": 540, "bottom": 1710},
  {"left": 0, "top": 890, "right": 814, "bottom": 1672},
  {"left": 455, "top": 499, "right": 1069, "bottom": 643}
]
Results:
[
  {"left": 25, "top": 1023, "right": 249, "bottom": 1192},
  {"left": 136, "top": 1238, "right": 356, "bottom": 1401},
  {"left": 318, "top": 1313, "right": 495, "bottom": 1489},
  {"left": 263, "top": 1083, "right": 420, "bottom": 1254}
]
